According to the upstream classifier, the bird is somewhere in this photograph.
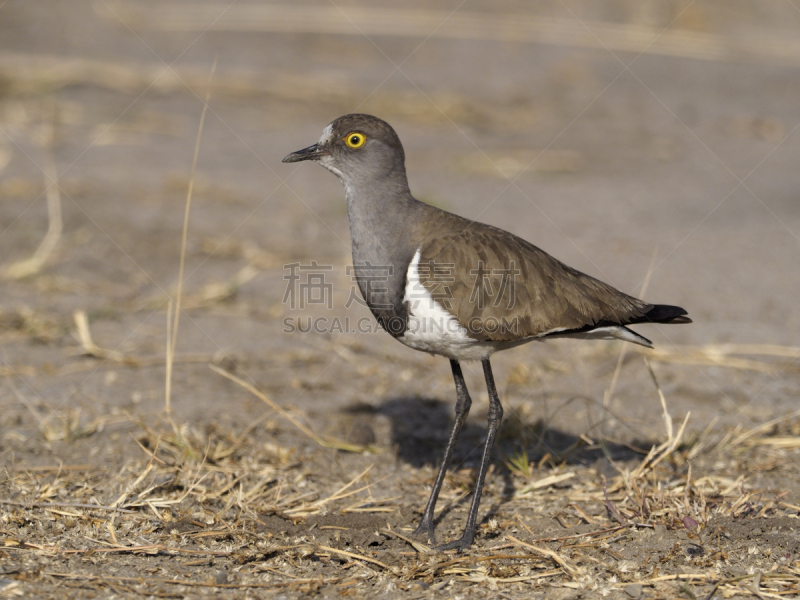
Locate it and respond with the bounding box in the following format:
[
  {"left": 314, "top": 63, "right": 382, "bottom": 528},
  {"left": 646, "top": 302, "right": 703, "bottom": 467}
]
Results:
[{"left": 283, "top": 114, "right": 690, "bottom": 551}]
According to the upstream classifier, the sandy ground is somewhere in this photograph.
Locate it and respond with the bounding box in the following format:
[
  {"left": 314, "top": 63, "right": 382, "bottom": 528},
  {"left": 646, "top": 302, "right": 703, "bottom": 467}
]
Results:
[{"left": 1, "top": 1, "right": 800, "bottom": 598}]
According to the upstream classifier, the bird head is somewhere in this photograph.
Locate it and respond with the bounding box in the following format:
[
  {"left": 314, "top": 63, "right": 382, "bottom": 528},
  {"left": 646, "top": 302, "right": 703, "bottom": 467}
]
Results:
[{"left": 283, "top": 114, "right": 406, "bottom": 185}]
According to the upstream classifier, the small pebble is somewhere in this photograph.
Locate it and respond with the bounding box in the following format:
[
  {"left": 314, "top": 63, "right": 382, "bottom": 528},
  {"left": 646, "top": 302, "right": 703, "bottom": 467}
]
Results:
[
  {"left": 215, "top": 571, "right": 228, "bottom": 585},
  {"left": 624, "top": 583, "right": 643, "bottom": 599},
  {"left": 686, "top": 543, "right": 704, "bottom": 556}
]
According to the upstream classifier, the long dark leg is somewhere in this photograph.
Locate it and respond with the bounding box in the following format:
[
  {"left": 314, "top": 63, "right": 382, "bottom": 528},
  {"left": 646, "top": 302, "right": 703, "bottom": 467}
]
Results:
[
  {"left": 413, "top": 359, "right": 472, "bottom": 544},
  {"left": 437, "top": 358, "right": 503, "bottom": 552}
]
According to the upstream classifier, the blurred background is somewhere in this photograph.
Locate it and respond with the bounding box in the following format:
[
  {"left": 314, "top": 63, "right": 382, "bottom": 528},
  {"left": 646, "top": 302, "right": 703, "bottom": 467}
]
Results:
[{"left": 1, "top": 0, "right": 800, "bottom": 463}]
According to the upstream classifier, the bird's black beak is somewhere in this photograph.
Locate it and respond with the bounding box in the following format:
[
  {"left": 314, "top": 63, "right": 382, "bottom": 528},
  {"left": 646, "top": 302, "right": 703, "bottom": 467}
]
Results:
[{"left": 282, "top": 143, "right": 327, "bottom": 163}]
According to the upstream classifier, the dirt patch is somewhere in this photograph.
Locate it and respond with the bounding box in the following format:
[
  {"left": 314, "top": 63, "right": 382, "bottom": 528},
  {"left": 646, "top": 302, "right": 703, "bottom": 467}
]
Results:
[{"left": 3, "top": 409, "right": 800, "bottom": 599}]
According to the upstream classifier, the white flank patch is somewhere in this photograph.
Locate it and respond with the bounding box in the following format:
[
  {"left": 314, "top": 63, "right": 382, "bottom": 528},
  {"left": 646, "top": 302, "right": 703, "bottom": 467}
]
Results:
[{"left": 399, "top": 250, "right": 496, "bottom": 360}]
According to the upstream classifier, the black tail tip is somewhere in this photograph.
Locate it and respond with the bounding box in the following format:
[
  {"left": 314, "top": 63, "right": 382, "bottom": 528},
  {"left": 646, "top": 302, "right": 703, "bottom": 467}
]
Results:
[
  {"left": 645, "top": 304, "right": 691, "bottom": 324},
  {"left": 665, "top": 315, "right": 692, "bottom": 324}
]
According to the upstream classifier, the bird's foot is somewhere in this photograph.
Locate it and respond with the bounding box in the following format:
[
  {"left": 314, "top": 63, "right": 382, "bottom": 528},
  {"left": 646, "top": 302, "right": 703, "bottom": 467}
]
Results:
[
  {"left": 433, "top": 533, "right": 474, "bottom": 553},
  {"left": 412, "top": 520, "right": 436, "bottom": 546}
]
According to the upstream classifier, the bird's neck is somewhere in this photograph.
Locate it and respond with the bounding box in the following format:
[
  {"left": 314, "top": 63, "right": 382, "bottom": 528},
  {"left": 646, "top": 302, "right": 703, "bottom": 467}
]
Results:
[
  {"left": 338, "top": 169, "right": 444, "bottom": 326},
  {"left": 342, "top": 174, "right": 428, "bottom": 326},
  {"left": 343, "top": 173, "right": 421, "bottom": 268}
]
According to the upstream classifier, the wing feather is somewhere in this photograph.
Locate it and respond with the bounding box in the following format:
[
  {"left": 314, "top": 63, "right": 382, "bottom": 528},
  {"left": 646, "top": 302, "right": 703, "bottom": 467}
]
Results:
[{"left": 415, "top": 227, "right": 652, "bottom": 342}]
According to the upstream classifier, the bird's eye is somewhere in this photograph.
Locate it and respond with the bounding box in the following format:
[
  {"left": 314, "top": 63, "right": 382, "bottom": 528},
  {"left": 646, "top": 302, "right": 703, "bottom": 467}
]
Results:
[{"left": 344, "top": 132, "right": 366, "bottom": 149}]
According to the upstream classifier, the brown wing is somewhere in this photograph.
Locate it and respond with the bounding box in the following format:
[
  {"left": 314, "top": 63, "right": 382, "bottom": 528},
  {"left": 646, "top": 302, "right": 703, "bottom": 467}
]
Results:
[{"left": 415, "top": 226, "right": 652, "bottom": 342}]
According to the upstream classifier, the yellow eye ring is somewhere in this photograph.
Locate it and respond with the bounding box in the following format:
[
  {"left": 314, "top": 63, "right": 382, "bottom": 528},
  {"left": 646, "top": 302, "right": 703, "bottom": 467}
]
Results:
[{"left": 344, "top": 132, "right": 366, "bottom": 149}]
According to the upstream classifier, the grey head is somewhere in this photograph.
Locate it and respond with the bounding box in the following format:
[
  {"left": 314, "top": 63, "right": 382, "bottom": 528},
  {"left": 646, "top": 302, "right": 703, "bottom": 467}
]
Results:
[{"left": 282, "top": 114, "right": 409, "bottom": 192}]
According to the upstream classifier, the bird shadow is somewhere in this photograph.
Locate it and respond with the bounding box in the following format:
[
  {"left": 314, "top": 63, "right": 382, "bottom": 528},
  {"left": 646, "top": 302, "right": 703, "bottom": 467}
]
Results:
[
  {"left": 343, "top": 395, "right": 658, "bottom": 533},
  {"left": 370, "top": 395, "right": 650, "bottom": 469}
]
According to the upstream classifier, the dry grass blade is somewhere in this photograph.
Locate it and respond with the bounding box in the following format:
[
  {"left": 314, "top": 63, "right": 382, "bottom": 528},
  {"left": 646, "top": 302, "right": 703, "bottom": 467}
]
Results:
[
  {"left": 1, "top": 102, "right": 62, "bottom": 281},
  {"left": 166, "top": 58, "right": 216, "bottom": 414},
  {"left": 9, "top": 384, "right": 53, "bottom": 439},
  {"left": 314, "top": 544, "right": 392, "bottom": 571},
  {"left": 8, "top": 464, "right": 95, "bottom": 473},
  {"left": 380, "top": 527, "right": 432, "bottom": 554},
  {"left": 66, "top": 312, "right": 215, "bottom": 371},
  {"left": 46, "top": 571, "right": 337, "bottom": 589},
  {"left": 688, "top": 343, "right": 800, "bottom": 358},
  {"left": 631, "top": 412, "right": 689, "bottom": 479},
  {"left": 506, "top": 535, "right": 583, "bottom": 579},
  {"left": 638, "top": 344, "right": 800, "bottom": 374},
  {"left": 209, "top": 364, "right": 377, "bottom": 453},
  {"left": 687, "top": 416, "right": 719, "bottom": 460},
  {"left": 0, "top": 500, "right": 137, "bottom": 514},
  {"left": 727, "top": 408, "right": 800, "bottom": 447},
  {"left": 644, "top": 358, "right": 673, "bottom": 442},
  {"left": 627, "top": 361, "right": 689, "bottom": 479},
  {"left": 530, "top": 525, "right": 639, "bottom": 544},
  {"left": 72, "top": 310, "right": 125, "bottom": 361},
  {"left": 285, "top": 465, "right": 384, "bottom": 515},
  {"left": 603, "top": 247, "right": 657, "bottom": 413},
  {"left": 111, "top": 464, "right": 154, "bottom": 508},
  {"left": 342, "top": 498, "right": 398, "bottom": 513},
  {"left": 443, "top": 564, "right": 561, "bottom": 585},
  {"left": 517, "top": 471, "right": 575, "bottom": 495},
  {"left": 750, "top": 437, "right": 800, "bottom": 448}
]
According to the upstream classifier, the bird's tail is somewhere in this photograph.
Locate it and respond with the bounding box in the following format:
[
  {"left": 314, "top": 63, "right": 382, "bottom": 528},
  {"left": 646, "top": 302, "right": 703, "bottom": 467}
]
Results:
[{"left": 635, "top": 304, "right": 692, "bottom": 325}]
